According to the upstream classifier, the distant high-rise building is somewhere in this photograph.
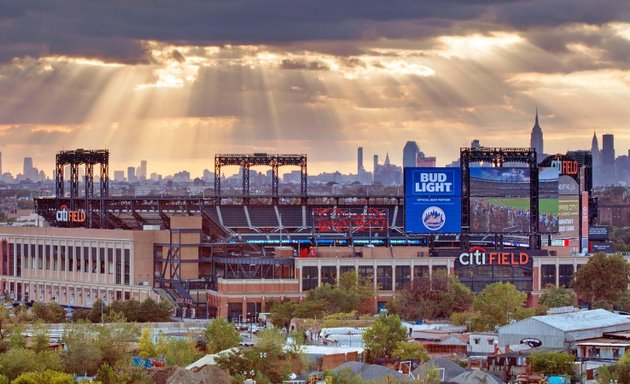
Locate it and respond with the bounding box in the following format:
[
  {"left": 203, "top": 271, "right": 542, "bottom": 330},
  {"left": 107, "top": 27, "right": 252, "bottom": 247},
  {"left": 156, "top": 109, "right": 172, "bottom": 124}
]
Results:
[
  {"left": 530, "top": 108, "right": 544, "bottom": 162},
  {"left": 127, "top": 166, "right": 136, "bottom": 183},
  {"left": 0, "top": 151, "right": 2, "bottom": 175},
  {"left": 403, "top": 141, "right": 420, "bottom": 168},
  {"left": 374, "top": 152, "right": 402, "bottom": 185},
  {"left": 591, "top": 131, "right": 600, "bottom": 163},
  {"left": 357, "top": 147, "right": 364, "bottom": 175},
  {"left": 471, "top": 139, "right": 481, "bottom": 149},
  {"left": 23, "top": 157, "right": 33, "bottom": 175},
  {"left": 416, "top": 154, "right": 437, "bottom": 168},
  {"left": 602, "top": 133, "right": 615, "bottom": 184},
  {"left": 373, "top": 155, "right": 379, "bottom": 176},
  {"left": 591, "top": 131, "right": 601, "bottom": 186},
  {"left": 23, "top": 157, "right": 35, "bottom": 180},
  {"left": 140, "top": 160, "right": 147, "bottom": 180}
]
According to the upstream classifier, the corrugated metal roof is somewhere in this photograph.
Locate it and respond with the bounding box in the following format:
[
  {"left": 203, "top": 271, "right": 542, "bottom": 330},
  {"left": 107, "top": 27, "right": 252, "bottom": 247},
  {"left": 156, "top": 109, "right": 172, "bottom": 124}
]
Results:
[{"left": 531, "top": 309, "right": 630, "bottom": 332}]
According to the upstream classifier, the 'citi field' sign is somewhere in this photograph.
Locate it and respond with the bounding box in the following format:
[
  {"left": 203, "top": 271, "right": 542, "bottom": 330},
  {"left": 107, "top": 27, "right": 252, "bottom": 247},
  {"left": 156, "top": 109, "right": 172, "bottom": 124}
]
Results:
[
  {"left": 56, "top": 205, "right": 86, "bottom": 223},
  {"left": 458, "top": 246, "right": 530, "bottom": 266}
]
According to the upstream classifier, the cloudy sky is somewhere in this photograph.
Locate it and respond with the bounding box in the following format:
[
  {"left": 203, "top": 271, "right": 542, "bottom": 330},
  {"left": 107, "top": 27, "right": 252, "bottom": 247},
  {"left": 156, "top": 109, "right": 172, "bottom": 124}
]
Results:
[{"left": 1, "top": 1, "right": 629, "bottom": 177}]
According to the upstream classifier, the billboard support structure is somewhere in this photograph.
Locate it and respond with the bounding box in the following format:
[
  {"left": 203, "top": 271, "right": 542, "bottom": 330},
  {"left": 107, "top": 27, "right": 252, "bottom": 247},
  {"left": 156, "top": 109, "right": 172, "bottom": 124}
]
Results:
[{"left": 460, "top": 147, "right": 539, "bottom": 250}]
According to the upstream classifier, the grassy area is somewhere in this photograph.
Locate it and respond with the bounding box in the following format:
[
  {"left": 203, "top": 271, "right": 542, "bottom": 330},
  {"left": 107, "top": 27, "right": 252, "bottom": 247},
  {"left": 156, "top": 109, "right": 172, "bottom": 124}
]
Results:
[{"left": 484, "top": 198, "right": 558, "bottom": 214}]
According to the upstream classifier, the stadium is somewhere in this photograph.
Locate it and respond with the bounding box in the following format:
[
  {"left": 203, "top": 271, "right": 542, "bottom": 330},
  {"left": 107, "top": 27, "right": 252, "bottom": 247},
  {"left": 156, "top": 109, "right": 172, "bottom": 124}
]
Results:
[{"left": 0, "top": 148, "right": 598, "bottom": 319}]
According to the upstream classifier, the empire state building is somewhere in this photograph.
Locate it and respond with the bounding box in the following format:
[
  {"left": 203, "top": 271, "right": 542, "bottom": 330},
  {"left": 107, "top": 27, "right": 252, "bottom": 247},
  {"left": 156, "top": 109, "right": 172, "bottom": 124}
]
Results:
[{"left": 530, "top": 109, "right": 544, "bottom": 162}]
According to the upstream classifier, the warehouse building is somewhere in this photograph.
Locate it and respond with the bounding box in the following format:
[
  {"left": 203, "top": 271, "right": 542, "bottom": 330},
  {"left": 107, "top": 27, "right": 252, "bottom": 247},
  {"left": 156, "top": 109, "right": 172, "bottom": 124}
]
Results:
[{"left": 498, "top": 309, "right": 630, "bottom": 350}]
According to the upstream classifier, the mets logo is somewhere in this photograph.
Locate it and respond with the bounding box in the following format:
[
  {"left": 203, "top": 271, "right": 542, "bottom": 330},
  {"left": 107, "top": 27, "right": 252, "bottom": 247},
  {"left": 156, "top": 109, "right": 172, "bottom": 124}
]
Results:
[{"left": 422, "top": 206, "right": 446, "bottom": 231}]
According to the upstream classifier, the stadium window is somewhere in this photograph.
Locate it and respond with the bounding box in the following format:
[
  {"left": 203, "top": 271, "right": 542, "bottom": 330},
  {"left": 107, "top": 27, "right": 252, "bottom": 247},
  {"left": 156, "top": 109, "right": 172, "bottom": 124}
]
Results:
[
  {"left": 395, "top": 266, "right": 411, "bottom": 290},
  {"left": 541, "top": 265, "right": 556, "bottom": 287},
  {"left": 559, "top": 264, "right": 574, "bottom": 288},
  {"left": 321, "top": 266, "right": 336, "bottom": 286},
  {"left": 377, "top": 266, "right": 392, "bottom": 291},
  {"left": 302, "top": 266, "right": 318, "bottom": 291}
]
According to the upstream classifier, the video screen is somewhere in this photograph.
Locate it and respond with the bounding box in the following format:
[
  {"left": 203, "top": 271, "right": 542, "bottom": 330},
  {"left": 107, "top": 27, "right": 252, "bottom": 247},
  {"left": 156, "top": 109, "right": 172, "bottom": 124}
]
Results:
[
  {"left": 470, "top": 168, "right": 530, "bottom": 233},
  {"left": 556, "top": 196, "right": 579, "bottom": 238},
  {"left": 470, "top": 167, "right": 558, "bottom": 233},
  {"left": 538, "top": 167, "right": 559, "bottom": 233}
]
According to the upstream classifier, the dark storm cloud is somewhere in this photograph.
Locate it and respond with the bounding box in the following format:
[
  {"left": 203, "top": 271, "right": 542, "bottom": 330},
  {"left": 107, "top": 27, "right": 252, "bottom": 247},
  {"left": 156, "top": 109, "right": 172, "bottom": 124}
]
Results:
[{"left": 1, "top": 0, "right": 629, "bottom": 63}]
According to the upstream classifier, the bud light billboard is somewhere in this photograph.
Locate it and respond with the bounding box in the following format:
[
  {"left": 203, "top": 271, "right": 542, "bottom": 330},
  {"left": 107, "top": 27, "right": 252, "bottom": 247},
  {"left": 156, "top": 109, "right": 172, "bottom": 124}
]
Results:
[{"left": 405, "top": 167, "right": 462, "bottom": 234}]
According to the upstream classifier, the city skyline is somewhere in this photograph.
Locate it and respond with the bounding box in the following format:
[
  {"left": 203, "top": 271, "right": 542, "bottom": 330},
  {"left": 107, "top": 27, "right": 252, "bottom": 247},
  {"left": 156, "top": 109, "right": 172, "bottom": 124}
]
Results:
[{"left": 0, "top": 1, "right": 629, "bottom": 176}]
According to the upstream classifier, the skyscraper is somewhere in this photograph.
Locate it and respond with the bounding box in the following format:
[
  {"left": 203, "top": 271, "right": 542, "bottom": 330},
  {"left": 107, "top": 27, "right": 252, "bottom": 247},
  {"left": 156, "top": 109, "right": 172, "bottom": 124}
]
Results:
[
  {"left": 140, "top": 160, "right": 147, "bottom": 180},
  {"left": 357, "top": 147, "right": 364, "bottom": 174},
  {"left": 602, "top": 134, "right": 615, "bottom": 184},
  {"left": 403, "top": 141, "right": 420, "bottom": 168},
  {"left": 530, "top": 108, "right": 544, "bottom": 162},
  {"left": 591, "top": 131, "right": 600, "bottom": 163},
  {"left": 0, "top": 151, "right": 3, "bottom": 175},
  {"left": 127, "top": 166, "right": 136, "bottom": 183},
  {"left": 373, "top": 155, "right": 379, "bottom": 176},
  {"left": 23, "top": 157, "right": 34, "bottom": 180},
  {"left": 591, "top": 131, "right": 601, "bottom": 186}
]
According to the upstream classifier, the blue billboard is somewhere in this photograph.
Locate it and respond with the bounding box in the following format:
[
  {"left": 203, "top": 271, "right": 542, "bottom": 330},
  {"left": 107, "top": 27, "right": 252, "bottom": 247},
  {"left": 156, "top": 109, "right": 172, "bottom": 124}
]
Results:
[
  {"left": 405, "top": 168, "right": 462, "bottom": 234},
  {"left": 405, "top": 167, "right": 461, "bottom": 197}
]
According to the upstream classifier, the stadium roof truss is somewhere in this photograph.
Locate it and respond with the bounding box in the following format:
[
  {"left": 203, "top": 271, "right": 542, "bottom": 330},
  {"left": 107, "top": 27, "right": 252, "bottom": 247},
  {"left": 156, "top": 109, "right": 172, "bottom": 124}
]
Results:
[{"left": 214, "top": 153, "right": 307, "bottom": 202}]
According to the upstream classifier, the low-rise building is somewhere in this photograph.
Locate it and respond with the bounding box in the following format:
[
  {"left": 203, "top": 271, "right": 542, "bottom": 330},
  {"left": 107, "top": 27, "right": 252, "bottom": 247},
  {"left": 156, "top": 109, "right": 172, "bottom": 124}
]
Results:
[{"left": 499, "top": 309, "right": 630, "bottom": 350}]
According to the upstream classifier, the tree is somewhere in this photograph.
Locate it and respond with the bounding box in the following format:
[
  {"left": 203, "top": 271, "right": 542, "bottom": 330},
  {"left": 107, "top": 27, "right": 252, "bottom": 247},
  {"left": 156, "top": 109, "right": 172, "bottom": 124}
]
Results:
[
  {"left": 362, "top": 313, "right": 407, "bottom": 360},
  {"left": 249, "top": 328, "right": 290, "bottom": 383},
  {"left": 93, "top": 321, "right": 139, "bottom": 367},
  {"left": 0, "top": 346, "right": 61, "bottom": 381},
  {"left": 616, "top": 291, "right": 630, "bottom": 313},
  {"left": 32, "top": 323, "right": 50, "bottom": 353},
  {"left": 137, "top": 327, "right": 157, "bottom": 359},
  {"left": 414, "top": 365, "right": 442, "bottom": 384},
  {"left": 12, "top": 370, "right": 74, "bottom": 384},
  {"left": 306, "top": 271, "right": 374, "bottom": 315},
  {"left": 88, "top": 299, "right": 108, "bottom": 323},
  {"left": 269, "top": 300, "right": 298, "bottom": 328},
  {"left": 394, "top": 272, "right": 473, "bottom": 321},
  {"left": 529, "top": 351, "right": 575, "bottom": 376},
  {"left": 94, "top": 364, "right": 153, "bottom": 384},
  {"left": 61, "top": 321, "right": 136, "bottom": 376},
  {"left": 62, "top": 323, "right": 103, "bottom": 376},
  {"left": 45, "top": 302, "right": 67, "bottom": 323},
  {"left": 0, "top": 348, "right": 41, "bottom": 380},
  {"left": 450, "top": 311, "right": 474, "bottom": 331},
  {"left": 94, "top": 363, "right": 117, "bottom": 384},
  {"left": 572, "top": 253, "right": 630, "bottom": 309},
  {"left": 0, "top": 305, "right": 24, "bottom": 352},
  {"left": 216, "top": 328, "right": 291, "bottom": 384},
  {"left": 391, "top": 341, "right": 428, "bottom": 362},
  {"left": 156, "top": 335, "right": 203, "bottom": 366},
  {"left": 472, "top": 282, "right": 534, "bottom": 331},
  {"left": 109, "top": 300, "right": 143, "bottom": 322},
  {"left": 269, "top": 271, "right": 374, "bottom": 328},
  {"left": 8, "top": 324, "right": 26, "bottom": 350},
  {"left": 539, "top": 285, "right": 576, "bottom": 309},
  {"left": 139, "top": 298, "right": 172, "bottom": 322},
  {"left": 204, "top": 318, "right": 240, "bottom": 354},
  {"left": 325, "top": 367, "right": 365, "bottom": 384}
]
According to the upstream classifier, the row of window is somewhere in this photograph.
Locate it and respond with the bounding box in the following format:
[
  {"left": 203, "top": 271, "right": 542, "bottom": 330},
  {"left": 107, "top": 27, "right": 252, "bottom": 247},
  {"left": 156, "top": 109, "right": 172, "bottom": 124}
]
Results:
[
  {"left": 302, "top": 265, "right": 446, "bottom": 291},
  {"left": 8, "top": 281, "right": 134, "bottom": 303},
  {"left": 541, "top": 264, "right": 578, "bottom": 288},
  {"left": 302, "top": 263, "right": 580, "bottom": 293},
  {"left": 2, "top": 242, "right": 132, "bottom": 286}
]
